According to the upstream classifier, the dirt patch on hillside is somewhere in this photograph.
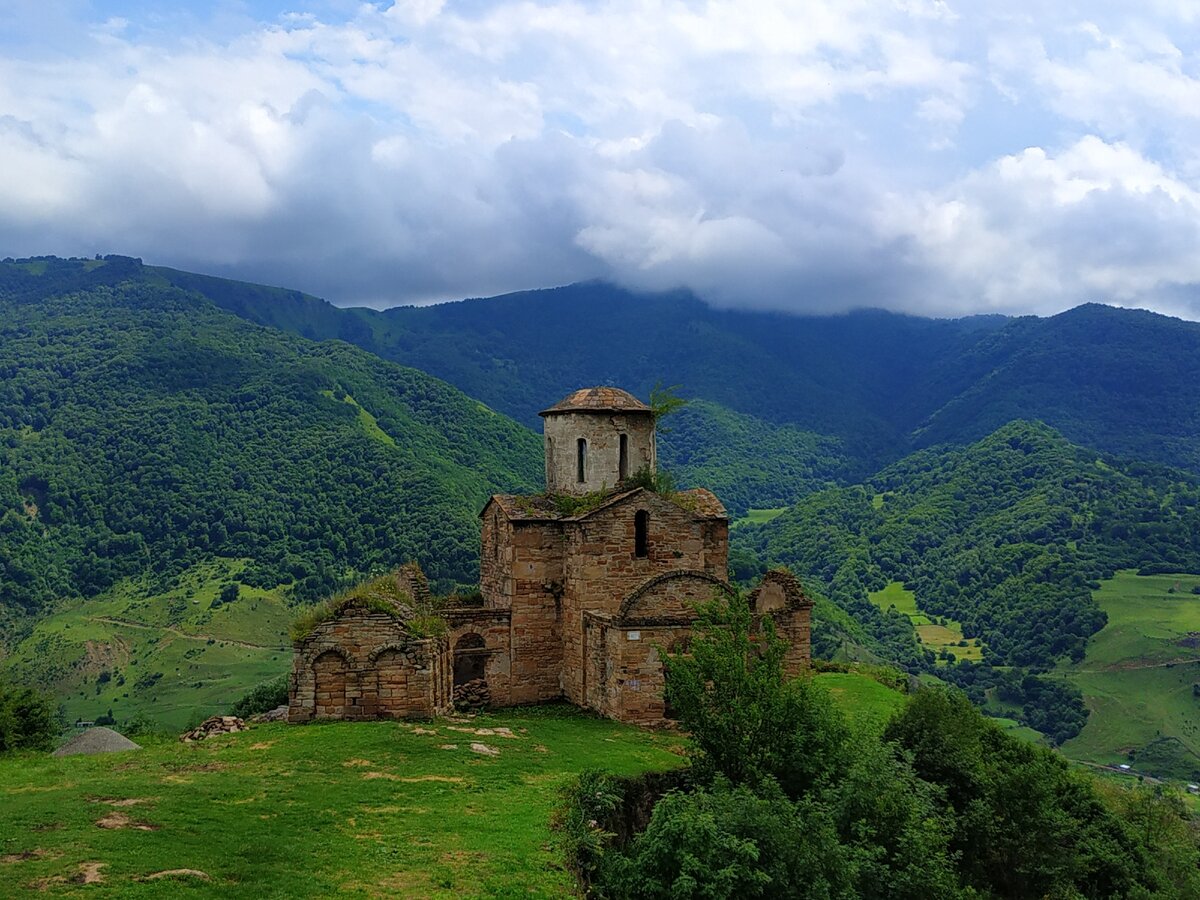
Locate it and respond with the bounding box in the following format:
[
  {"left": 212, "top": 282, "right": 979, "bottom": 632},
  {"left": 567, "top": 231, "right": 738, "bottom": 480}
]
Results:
[
  {"left": 27, "top": 862, "right": 106, "bottom": 891},
  {"left": 90, "top": 797, "right": 151, "bottom": 807},
  {"left": 395, "top": 775, "right": 464, "bottom": 784},
  {"left": 144, "top": 869, "right": 210, "bottom": 881},
  {"left": 96, "top": 811, "right": 158, "bottom": 831},
  {"left": 343, "top": 758, "right": 373, "bottom": 768},
  {"left": 249, "top": 741, "right": 275, "bottom": 750},
  {"left": 2, "top": 848, "right": 56, "bottom": 864},
  {"left": 74, "top": 863, "right": 106, "bottom": 884}
]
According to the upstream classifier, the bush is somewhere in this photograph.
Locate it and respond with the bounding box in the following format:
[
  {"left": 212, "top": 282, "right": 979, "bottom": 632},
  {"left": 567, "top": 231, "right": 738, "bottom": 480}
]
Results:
[
  {"left": 0, "top": 683, "right": 59, "bottom": 752},
  {"left": 231, "top": 675, "right": 289, "bottom": 718},
  {"left": 664, "top": 594, "right": 847, "bottom": 798},
  {"left": 603, "top": 778, "right": 854, "bottom": 900}
]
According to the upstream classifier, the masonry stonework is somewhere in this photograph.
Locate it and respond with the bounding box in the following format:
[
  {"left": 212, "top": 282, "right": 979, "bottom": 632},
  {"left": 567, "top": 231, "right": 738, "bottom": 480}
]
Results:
[{"left": 288, "top": 386, "right": 812, "bottom": 726}]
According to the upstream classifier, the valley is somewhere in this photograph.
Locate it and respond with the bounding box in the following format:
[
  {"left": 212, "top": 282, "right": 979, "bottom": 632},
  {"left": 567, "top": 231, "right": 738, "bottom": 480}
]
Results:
[{"left": 1059, "top": 571, "right": 1200, "bottom": 781}]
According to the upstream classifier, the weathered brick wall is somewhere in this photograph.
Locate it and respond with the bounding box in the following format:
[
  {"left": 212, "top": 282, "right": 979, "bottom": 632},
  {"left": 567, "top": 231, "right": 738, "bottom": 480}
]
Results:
[
  {"left": 543, "top": 411, "right": 655, "bottom": 496},
  {"left": 620, "top": 572, "right": 733, "bottom": 621},
  {"left": 480, "top": 507, "right": 513, "bottom": 609},
  {"left": 560, "top": 491, "right": 722, "bottom": 704},
  {"left": 507, "top": 521, "right": 565, "bottom": 703},
  {"left": 446, "top": 609, "right": 514, "bottom": 705},
  {"left": 777, "top": 606, "right": 813, "bottom": 678},
  {"left": 599, "top": 622, "right": 693, "bottom": 726},
  {"left": 288, "top": 609, "right": 452, "bottom": 723}
]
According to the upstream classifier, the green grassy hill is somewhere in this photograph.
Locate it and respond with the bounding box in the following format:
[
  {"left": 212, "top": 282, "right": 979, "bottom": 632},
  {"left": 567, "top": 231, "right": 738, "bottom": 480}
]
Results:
[
  {"left": 1059, "top": 571, "right": 1200, "bottom": 781},
  {"left": 3, "top": 560, "right": 292, "bottom": 731},
  {"left": 0, "top": 673, "right": 897, "bottom": 897}
]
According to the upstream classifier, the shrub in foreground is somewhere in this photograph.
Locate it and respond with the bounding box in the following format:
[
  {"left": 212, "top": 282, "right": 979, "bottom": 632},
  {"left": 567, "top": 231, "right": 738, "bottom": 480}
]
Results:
[{"left": 0, "top": 682, "right": 58, "bottom": 752}]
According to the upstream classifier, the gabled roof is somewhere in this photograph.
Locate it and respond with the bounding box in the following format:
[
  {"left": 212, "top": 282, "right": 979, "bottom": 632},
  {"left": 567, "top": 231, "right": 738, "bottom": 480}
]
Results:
[
  {"left": 539, "top": 386, "right": 652, "bottom": 417},
  {"left": 483, "top": 486, "right": 727, "bottom": 523}
]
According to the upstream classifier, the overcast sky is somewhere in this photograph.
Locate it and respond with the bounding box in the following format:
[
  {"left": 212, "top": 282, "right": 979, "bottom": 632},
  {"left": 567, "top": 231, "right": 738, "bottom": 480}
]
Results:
[{"left": 2, "top": 1, "right": 1200, "bottom": 317}]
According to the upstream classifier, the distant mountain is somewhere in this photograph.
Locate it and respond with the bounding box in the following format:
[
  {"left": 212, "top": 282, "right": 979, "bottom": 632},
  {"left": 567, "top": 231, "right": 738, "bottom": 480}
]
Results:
[
  {"left": 129, "top": 260, "right": 1200, "bottom": 480},
  {"left": 0, "top": 257, "right": 541, "bottom": 635}
]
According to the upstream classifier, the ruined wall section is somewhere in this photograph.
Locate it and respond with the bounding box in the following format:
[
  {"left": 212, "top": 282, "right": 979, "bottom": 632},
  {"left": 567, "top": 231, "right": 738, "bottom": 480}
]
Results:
[
  {"left": 749, "top": 570, "right": 814, "bottom": 679},
  {"left": 543, "top": 410, "right": 655, "bottom": 496},
  {"left": 445, "top": 609, "right": 514, "bottom": 705},
  {"left": 560, "top": 491, "right": 720, "bottom": 705},
  {"left": 480, "top": 506, "right": 513, "bottom": 609},
  {"left": 288, "top": 609, "right": 451, "bottom": 723},
  {"left": 507, "top": 520, "right": 565, "bottom": 704}
]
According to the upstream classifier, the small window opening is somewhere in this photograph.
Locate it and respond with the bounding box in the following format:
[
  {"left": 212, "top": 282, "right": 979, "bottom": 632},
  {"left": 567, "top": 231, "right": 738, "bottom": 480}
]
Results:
[
  {"left": 619, "top": 434, "right": 629, "bottom": 481},
  {"left": 577, "top": 438, "right": 587, "bottom": 482},
  {"left": 635, "top": 509, "right": 649, "bottom": 558}
]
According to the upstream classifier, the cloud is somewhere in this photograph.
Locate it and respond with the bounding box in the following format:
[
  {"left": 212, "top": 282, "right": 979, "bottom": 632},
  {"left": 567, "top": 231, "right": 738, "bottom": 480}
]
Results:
[{"left": 0, "top": 1, "right": 1198, "bottom": 318}]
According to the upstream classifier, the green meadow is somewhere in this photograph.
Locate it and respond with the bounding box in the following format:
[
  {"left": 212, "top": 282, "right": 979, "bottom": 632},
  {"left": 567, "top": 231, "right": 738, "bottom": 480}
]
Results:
[
  {"left": 1059, "top": 571, "right": 1200, "bottom": 781},
  {"left": 0, "top": 674, "right": 894, "bottom": 898},
  {"left": 2, "top": 560, "right": 292, "bottom": 732},
  {"left": 731, "top": 507, "right": 787, "bottom": 528},
  {"left": 868, "top": 581, "right": 984, "bottom": 663}
]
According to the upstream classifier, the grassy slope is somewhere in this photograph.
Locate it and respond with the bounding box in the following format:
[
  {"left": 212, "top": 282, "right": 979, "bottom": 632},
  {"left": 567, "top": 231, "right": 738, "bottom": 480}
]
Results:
[
  {"left": 0, "top": 674, "right": 896, "bottom": 898},
  {"left": 3, "top": 561, "right": 292, "bottom": 731},
  {"left": 1059, "top": 571, "right": 1200, "bottom": 780}
]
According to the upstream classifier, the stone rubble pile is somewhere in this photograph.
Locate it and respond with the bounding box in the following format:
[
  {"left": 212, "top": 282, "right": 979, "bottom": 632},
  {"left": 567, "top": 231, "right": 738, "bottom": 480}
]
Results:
[
  {"left": 179, "top": 716, "right": 248, "bottom": 743},
  {"left": 249, "top": 705, "right": 289, "bottom": 724},
  {"left": 453, "top": 678, "right": 491, "bottom": 711}
]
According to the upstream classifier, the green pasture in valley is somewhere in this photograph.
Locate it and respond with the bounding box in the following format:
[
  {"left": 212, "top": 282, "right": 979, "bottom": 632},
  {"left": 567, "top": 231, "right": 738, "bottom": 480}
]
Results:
[
  {"left": 731, "top": 507, "right": 788, "bottom": 528},
  {"left": 1059, "top": 571, "right": 1200, "bottom": 782},
  {"left": 868, "top": 581, "right": 985, "bottom": 663}
]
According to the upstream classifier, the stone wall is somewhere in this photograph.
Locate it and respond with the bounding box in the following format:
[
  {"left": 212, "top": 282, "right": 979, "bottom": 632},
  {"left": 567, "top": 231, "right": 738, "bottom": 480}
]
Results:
[
  {"left": 505, "top": 520, "right": 566, "bottom": 703},
  {"left": 288, "top": 608, "right": 452, "bottom": 723},
  {"left": 445, "top": 608, "right": 513, "bottom": 705},
  {"left": 543, "top": 411, "right": 655, "bottom": 496},
  {"left": 479, "top": 507, "right": 512, "bottom": 609},
  {"left": 586, "top": 616, "right": 694, "bottom": 726},
  {"left": 560, "top": 491, "right": 724, "bottom": 704}
]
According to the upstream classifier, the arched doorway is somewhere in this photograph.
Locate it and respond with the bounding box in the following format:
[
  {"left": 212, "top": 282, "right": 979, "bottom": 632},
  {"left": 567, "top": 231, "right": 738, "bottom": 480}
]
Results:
[
  {"left": 453, "top": 633, "right": 488, "bottom": 687},
  {"left": 312, "top": 650, "right": 349, "bottom": 719}
]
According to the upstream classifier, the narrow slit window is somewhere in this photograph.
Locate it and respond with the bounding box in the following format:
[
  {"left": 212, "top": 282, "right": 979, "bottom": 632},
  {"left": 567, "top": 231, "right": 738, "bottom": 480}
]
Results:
[
  {"left": 619, "top": 434, "right": 629, "bottom": 481},
  {"left": 577, "top": 438, "right": 587, "bottom": 483},
  {"left": 635, "top": 510, "right": 649, "bottom": 558}
]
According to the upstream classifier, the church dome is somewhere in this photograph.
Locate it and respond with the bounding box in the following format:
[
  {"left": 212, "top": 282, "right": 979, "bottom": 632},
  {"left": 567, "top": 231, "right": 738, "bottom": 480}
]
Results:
[{"left": 539, "top": 386, "right": 652, "bottom": 417}]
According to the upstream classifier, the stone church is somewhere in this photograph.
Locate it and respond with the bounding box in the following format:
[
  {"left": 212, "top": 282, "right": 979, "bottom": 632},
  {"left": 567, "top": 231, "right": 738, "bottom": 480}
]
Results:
[{"left": 288, "top": 387, "right": 812, "bottom": 726}]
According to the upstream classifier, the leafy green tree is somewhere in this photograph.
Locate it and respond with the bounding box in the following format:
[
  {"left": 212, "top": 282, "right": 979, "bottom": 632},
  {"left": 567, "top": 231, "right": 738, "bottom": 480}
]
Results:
[
  {"left": 0, "top": 682, "right": 58, "bottom": 752},
  {"left": 663, "top": 594, "right": 847, "bottom": 798},
  {"left": 604, "top": 778, "right": 855, "bottom": 900}
]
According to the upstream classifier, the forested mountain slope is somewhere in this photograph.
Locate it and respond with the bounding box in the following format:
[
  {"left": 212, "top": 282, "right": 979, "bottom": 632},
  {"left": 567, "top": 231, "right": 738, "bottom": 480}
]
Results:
[
  {"left": 134, "top": 258, "right": 1200, "bottom": 478},
  {"left": 737, "top": 422, "right": 1200, "bottom": 667},
  {"left": 0, "top": 258, "right": 542, "bottom": 637}
]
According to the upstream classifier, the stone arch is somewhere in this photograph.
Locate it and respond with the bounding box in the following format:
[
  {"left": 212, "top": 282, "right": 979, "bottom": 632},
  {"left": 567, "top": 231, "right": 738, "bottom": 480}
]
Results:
[
  {"left": 367, "top": 642, "right": 412, "bottom": 665},
  {"left": 453, "top": 632, "right": 488, "bottom": 687},
  {"left": 618, "top": 570, "right": 735, "bottom": 620},
  {"left": 312, "top": 649, "right": 350, "bottom": 719}
]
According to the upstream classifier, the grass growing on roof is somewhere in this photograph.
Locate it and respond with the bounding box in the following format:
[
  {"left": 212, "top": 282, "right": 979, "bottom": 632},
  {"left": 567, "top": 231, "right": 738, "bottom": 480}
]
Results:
[{"left": 288, "top": 573, "right": 415, "bottom": 642}]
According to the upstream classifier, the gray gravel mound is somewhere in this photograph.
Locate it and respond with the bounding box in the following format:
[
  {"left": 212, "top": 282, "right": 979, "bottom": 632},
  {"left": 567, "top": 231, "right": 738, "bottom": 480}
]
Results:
[{"left": 52, "top": 727, "right": 141, "bottom": 757}]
